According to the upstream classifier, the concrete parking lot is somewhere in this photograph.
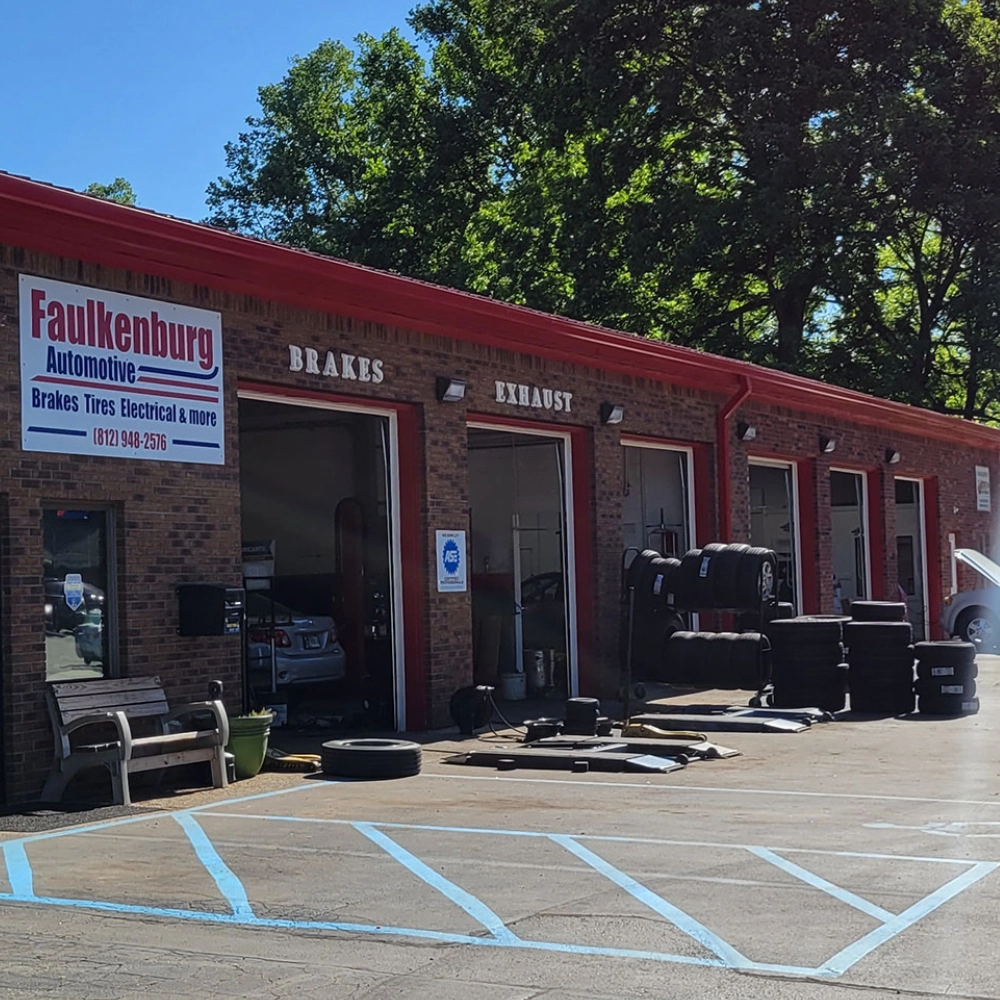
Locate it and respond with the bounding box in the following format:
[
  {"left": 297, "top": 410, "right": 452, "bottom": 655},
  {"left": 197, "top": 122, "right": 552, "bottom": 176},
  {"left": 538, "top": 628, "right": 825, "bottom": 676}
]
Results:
[{"left": 3, "top": 661, "right": 1000, "bottom": 999}]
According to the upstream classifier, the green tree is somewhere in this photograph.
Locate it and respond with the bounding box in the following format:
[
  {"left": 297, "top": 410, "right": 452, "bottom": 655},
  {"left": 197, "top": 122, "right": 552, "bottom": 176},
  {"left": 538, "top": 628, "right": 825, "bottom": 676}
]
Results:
[
  {"left": 206, "top": 1, "right": 1000, "bottom": 420},
  {"left": 84, "top": 177, "right": 137, "bottom": 206}
]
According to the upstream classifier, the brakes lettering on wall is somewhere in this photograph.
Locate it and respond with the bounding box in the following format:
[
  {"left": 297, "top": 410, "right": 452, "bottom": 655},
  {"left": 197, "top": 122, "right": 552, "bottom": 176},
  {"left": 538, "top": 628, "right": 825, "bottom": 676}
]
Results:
[{"left": 288, "top": 344, "right": 385, "bottom": 384}]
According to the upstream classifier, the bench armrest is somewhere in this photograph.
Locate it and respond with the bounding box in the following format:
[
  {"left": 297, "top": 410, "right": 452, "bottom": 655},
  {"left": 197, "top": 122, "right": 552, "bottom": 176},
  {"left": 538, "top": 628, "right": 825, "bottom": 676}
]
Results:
[
  {"left": 59, "top": 710, "right": 132, "bottom": 760},
  {"left": 165, "top": 700, "right": 229, "bottom": 745}
]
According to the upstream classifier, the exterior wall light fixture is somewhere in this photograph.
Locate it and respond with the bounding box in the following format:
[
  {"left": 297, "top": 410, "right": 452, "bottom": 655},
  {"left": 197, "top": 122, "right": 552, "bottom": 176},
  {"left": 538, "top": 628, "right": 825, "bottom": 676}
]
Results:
[
  {"left": 820, "top": 435, "right": 836, "bottom": 454},
  {"left": 885, "top": 448, "right": 902, "bottom": 464},
  {"left": 736, "top": 421, "right": 757, "bottom": 442},
  {"left": 600, "top": 402, "right": 625, "bottom": 425},
  {"left": 436, "top": 377, "right": 467, "bottom": 402}
]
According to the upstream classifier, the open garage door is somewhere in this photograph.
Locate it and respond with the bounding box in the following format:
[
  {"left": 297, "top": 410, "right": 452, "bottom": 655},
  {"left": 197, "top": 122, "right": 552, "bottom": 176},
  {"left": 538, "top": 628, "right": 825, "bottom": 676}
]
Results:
[{"left": 238, "top": 395, "right": 402, "bottom": 729}]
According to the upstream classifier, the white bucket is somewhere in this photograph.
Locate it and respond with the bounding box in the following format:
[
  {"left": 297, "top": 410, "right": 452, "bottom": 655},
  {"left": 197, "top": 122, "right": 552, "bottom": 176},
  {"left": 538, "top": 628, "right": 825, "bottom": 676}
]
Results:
[{"left": 498, "top": 672, "right": 527, "bottom": 701}]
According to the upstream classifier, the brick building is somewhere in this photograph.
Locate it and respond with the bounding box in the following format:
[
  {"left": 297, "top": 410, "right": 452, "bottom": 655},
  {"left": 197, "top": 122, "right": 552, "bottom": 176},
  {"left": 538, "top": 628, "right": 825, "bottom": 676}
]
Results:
[{"left": 1, "top": 172, "right": 998, "bottom": 803}]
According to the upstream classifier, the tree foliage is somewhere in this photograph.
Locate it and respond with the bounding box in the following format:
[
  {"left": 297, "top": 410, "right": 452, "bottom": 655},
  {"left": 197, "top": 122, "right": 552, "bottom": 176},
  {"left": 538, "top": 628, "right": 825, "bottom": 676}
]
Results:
[
  {"left": 85, "top": 177, "right": 137, "bottom": 206},
  {"left": 207, "top": 0, "right": 1000, "bottom": 422}
]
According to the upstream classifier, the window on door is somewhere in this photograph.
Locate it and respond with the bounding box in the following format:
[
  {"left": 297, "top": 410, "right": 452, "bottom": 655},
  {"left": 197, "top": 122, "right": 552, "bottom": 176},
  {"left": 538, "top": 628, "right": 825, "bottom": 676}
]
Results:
[
  {"left": 43, "top": 508, "right": 115, "bottom": 681},
  {"left": 830, "top": 470, "right": 869, "bottom": 611},
  {"left": 749, "top": 463, "right": 800, "bottom": 609},
  {"left": 621, "top": 446, "right": 692, "bottom": 559}
]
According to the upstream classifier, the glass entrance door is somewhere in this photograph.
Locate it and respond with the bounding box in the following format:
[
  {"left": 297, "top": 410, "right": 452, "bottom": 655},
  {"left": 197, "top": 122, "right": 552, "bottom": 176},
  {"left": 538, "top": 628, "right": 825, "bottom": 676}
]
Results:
[{"left": 468, "top": 427, "right": 573, "bottom": 696}]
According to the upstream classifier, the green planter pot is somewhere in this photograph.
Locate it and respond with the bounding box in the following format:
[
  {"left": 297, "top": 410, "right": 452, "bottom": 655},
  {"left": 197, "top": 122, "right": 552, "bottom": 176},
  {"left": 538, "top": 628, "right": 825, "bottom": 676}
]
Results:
[{"left": 226, "top": 713, "right": 273, "bottom": 780}]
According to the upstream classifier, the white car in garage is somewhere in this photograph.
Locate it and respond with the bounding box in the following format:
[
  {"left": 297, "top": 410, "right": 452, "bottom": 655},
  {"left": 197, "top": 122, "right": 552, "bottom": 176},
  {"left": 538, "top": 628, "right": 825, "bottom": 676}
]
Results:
[{"left": 941, "top": 548, "right": 1000, "bottom": 651}]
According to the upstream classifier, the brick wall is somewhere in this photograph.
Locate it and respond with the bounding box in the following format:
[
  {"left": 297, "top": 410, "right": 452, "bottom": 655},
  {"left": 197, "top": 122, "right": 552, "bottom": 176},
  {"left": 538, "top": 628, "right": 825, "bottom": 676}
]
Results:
[{"left": 1, "top": 240, "right": 998, "bottom": 800}]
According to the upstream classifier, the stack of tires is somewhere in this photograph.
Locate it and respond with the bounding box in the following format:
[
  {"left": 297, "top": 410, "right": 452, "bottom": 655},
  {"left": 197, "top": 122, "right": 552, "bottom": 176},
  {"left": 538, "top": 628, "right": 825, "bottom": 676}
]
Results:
[
  {"left": 564, "top": 697, "right": 602, "bottom": 735},
  {"left": 672, "top": 544, "right": 778, "bottom": 611},
  {"left": 914, "top": 641, "right": 979, "bottom": 715},
  {"left": 843, "top": 601, "right": 913, "bottom": 714},
  {"left": 620, "top": 550, "right": 686, "bottom": 681},
  {"left": 844, "top": 611, "right": 915, "bottom": 715},
  {"left": 664, "top": 631, "right": 768, "bottom": 690},
  {"left": 766, "top": 617, "right": 849, "bottom": 712}
]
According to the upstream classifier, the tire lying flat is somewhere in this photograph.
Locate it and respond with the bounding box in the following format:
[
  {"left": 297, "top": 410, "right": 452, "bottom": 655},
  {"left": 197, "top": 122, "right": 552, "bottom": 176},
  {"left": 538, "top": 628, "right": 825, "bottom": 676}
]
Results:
[{"left": 321, "top": 739, "right": 422, "bottom": 779}]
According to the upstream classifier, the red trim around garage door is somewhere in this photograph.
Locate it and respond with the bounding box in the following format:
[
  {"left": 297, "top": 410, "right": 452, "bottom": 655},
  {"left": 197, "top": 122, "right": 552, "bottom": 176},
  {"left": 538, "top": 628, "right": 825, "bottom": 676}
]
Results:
[
  {"left": 237, "top": 380, "right": 426, "bottom": 730},
  {"left": 923, "top": 476, "right": 942, "bottom": 640},
  {"left": 466, "top": 412, "right": 596, "bottom": 696}
]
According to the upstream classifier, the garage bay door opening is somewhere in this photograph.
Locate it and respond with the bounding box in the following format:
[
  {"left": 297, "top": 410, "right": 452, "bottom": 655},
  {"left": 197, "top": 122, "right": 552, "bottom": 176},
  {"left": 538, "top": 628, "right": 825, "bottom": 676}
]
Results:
[
  {"left": 238, "top": 396, "right": 401, "bottom": 729},
  {"left": 468, "top": 426, "right": 577, "bottom": 700}
]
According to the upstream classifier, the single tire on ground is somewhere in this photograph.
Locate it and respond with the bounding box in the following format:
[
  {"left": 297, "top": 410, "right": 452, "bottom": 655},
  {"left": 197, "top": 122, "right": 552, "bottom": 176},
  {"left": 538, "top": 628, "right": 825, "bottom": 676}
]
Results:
[
  {"left": 321, "top": 739, "right": 422, "bottom": 779},
  {"left": 850, "top": 601, "right": 908, "bottom": 622}
]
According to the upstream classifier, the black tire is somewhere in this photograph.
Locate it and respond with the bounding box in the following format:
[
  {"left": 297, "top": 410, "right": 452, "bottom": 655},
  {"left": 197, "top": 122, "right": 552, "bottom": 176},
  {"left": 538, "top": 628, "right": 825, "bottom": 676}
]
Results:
[
  {"left": 321, "top": 739, "right": 422, "bottom": 779},
  {"left": 953, "top": 607, "right": 1000, "bottom": 652},
  {"left": 676, "top": 549, "right": 705, "bottom": 609},
  {"left": 916, "top": 660, "right": 978, "bottom": 682},
  {"left": 915, "top": 678, "right": 977, "bottom": 699},
  {"left": 734, "top": 547, "right": 778, "bottom": 610},
  {"left": 768, "top": 618, "right": 844, "bottom": 647},
  {"left": 848, "top": 648, "right": 916, "bottom": 674},
  {"left": 666, "top": 630, "right": 711, "bottom": 685},
  {"left": 687, "top": 543, "right": 728, "bottom": 608},
  {"left": 914, "top": 640, "right": 977, "bottom": 667},
  {"left": 851, "top": 601, "right": 908, "bottom": 622},
  {"left": 917, "top": 694, "right": 980, "bottom": 716},
  {"left": 849, "top": 672, "right": 915, "bottom": 715},
  {"left": 650, "top": 558, "right": 682, "bottom": 607},
  {"left": 772, "top": 665, "right": 847, "bottom": 712},
  {"left": 705, "top": 632, "right": 737, "bottom": 688},
  {"left": 844, "top": 621, "right": 914, "bottom": 649},
  {"left": 709, "top": 544, "right": 751, "bottom": 609},
  {"left": 565, "top": 697, "right": 601, "bottom": 736},
  {"left": 732, "top": 631, "right": 767, "bottom": 690},
  {"left": 625, "top": 549, "right": 660, "bottom": 593}
]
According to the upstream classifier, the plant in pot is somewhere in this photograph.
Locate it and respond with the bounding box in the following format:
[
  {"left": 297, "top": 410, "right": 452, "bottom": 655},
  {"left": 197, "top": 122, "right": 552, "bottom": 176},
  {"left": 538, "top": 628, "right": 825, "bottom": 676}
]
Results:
[{"left": 226, "top": 707, "right": 274, "bottom": 780}]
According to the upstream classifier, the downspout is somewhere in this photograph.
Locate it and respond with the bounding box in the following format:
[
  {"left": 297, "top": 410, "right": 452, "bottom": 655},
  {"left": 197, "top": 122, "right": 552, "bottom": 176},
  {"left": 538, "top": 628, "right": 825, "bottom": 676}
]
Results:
[{"left": 717, "top": 375, "right": 753, "bottom": 543}]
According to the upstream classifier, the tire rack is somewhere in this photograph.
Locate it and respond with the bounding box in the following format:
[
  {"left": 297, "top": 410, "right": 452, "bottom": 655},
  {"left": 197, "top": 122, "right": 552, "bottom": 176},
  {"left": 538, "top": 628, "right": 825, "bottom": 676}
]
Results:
[{"left": 620, "top": 545, "right": 779, "bottom": 719}]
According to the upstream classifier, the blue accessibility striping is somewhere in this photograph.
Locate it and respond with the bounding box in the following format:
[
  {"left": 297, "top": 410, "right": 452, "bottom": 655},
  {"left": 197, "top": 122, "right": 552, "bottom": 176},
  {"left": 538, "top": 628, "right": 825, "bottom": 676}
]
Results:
[
  {"left": 174, "top": 813, "right": 254, "bottom": 919},
  {"left": 1, "top": 781, "right": 996, "bottom": 979}
]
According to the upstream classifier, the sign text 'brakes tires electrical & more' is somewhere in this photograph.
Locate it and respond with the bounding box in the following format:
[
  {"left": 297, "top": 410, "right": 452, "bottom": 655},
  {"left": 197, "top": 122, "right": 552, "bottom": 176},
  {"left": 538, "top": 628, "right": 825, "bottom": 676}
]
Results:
[{"left": 19, "top": 275, "right": 225, "bottom": 465}]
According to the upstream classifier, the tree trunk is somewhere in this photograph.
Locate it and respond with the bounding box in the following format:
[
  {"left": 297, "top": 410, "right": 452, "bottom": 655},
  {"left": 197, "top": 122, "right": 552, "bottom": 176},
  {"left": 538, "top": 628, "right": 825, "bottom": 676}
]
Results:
[{"left": 773, "top": 283, "right": 813, "bottom": 369}]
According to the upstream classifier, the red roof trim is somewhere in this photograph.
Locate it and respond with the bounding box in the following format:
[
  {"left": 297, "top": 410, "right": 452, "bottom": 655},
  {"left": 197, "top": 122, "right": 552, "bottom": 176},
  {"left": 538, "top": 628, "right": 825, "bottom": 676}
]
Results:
[{"left": 3, "top": 171, "right": 999, "bottom": 448}]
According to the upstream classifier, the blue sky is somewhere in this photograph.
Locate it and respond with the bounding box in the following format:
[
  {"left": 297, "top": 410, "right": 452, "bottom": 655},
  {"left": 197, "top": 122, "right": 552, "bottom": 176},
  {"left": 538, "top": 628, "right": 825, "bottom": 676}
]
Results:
[{"left": 2, "top": 0, "right": 417, "bottom": 222}]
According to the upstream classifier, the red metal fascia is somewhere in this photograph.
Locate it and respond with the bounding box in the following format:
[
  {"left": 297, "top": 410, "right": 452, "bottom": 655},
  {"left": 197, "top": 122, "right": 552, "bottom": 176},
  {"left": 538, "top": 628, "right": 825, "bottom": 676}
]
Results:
[{"left": 4, "top": 173, "right": 1000, "bottom": 449}]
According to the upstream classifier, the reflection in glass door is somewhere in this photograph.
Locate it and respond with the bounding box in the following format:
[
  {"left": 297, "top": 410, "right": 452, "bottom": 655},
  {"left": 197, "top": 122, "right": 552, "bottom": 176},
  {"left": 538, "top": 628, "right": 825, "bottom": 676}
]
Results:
[
  {"left": 43, "top": 508, "right": 113, "bottom": 681},
  {"left": 749, "top": 462, "right": 800, "bottom": 610},
  {"left": 830, "top": 470, "right": 869, "bottom": 612},
  {"left": 895, "top": 478, "right": 928, "bottom": 639},
  {"left": 468, "top": 427, "right": 574, "bottom": 696},
  {"left": 621, "top": 444, "right": 692, "bottom": 558}
]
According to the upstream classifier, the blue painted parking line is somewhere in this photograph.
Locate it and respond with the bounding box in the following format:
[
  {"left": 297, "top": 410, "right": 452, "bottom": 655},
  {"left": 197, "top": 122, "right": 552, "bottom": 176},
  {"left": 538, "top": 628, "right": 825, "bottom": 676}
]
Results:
[
  {"left": 174, "top": 813, "right": 254, "bottom": 919},
  {"left": 0, "top": 781, "right": 996, "bottom": 979}
]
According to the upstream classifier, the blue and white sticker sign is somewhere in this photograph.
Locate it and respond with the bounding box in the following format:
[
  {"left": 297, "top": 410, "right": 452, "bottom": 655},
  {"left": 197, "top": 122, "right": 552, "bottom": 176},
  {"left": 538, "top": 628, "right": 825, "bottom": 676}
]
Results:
[
  {"left": 19, "top": 275, "right": 225, "bottom": 465},
  {"left": 62, "top": 573, "right": 84, "bottom": 612},
  {"left": 436, "top": 530, "right": 467, "bottom": 593}
]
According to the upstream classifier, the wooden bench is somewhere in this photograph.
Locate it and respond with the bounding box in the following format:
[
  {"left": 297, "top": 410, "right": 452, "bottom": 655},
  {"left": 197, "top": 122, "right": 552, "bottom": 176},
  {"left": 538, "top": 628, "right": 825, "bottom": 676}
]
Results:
[{"left": 42, "top": 676, "right": 230, "bottom": 807}]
